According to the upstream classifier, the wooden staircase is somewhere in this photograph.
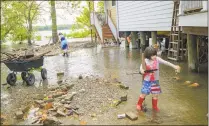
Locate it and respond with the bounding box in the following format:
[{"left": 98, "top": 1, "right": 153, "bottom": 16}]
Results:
[
  {"left": 102, "top": 24, "right": 114, "bottom": 41},
  {"left": 167, "top": 0, "right": 186, "bottom": 61},
  {"left": 95, "top": 24, "right": 114, "bottom": 43}
]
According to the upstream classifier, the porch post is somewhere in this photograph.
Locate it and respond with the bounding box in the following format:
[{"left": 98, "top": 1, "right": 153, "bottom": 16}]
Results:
[{"left": 187, "top": 34, "right": 198, "bottom": 72}]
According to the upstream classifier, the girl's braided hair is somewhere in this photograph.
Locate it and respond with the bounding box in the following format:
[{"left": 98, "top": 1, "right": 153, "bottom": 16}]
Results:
[{"left": 144, "top": 46, "right": 157, "bottom": 59}]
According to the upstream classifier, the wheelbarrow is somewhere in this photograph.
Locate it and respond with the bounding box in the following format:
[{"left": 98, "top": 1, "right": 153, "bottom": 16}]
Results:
[{"left": 3, "top": 56, "right": 47, "bottom": 86}]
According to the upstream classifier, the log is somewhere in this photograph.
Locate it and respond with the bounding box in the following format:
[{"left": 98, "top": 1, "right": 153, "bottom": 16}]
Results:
[
  {"left": 1, "top": 52, "right": 16, "bottom": 58},
  {"left": 25, "top": 51, "right": 51, "bottom": 61}
]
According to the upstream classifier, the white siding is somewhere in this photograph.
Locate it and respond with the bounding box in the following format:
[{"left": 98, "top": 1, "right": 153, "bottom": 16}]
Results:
[
  {"left": 118, "top": 1, "right": 174, "bottom": 31},
  {"left": 179, "top": 12, "right": 207, "bottom": 27}
]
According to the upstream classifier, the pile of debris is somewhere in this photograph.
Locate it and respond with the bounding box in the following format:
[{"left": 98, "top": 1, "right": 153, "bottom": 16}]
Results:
[
  {"left": 13, "top": 76, "right": 129, "bottom": 125},
  {"left": 1, "top": 50, "right": 51, "bottom": 62}
]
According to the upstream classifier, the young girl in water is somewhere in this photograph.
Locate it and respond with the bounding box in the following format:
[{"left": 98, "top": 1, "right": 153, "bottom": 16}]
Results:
[
  {"left": 137, "top": 46, "right": 180, "bottom": 112},
  {"left": 59, "top": 33, "right": 69, "bottom": 57}
]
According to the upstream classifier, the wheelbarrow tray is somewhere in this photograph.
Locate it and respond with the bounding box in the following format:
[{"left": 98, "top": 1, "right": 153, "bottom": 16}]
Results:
[{"left": 3, "top": 57, "right": 44, "bottom": 72}]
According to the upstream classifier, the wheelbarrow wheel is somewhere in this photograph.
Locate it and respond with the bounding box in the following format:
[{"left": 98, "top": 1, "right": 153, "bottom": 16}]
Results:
[
  {"left": 7, "top": 73, "right": 17, "bottom": 86},
  {"left": 41, "top": 68, "right": 47, "bottom": 80},
  {"left": 21, "top": 72, "right": 27, "bottom": 81},
  {"left": 26, "top": 73, "right": 35, "bottom": 86}
]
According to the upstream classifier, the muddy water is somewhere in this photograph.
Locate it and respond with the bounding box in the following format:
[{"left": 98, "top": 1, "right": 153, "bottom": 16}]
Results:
[{"left": 1, "top": 45, "right": 208, "bottom": 125}]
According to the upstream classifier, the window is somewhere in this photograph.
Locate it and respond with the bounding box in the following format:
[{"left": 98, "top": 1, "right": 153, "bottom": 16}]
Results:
[{"left": 112, "top": 0, "right": 116, "bottom": 6}]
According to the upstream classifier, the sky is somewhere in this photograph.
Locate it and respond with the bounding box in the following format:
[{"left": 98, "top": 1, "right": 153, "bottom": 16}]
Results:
[{"left": 35, "top": 1, "right": 98, "bottom": 26}]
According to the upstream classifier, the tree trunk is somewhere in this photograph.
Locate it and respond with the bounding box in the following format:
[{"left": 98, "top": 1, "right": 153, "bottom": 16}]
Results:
[
  {"left": 28, "top": 20, "right": 32, "bottom": 45},
  {"left": 51, "top": 0, "right": 58, "bottom": 43}
]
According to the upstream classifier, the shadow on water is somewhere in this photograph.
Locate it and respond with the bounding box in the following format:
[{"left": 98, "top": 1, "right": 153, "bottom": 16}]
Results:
[{"left": 1, "top": 45, "right": 208, "bottom": 125}]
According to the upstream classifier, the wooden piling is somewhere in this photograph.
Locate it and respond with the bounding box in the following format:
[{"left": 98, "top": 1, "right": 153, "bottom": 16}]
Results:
[
  {"left": 187, "top": 34, "right": 198, "bottom": 72},
  {"left": 131, "top": 31, "right": 138, "bottom": 49},
  {"left": 140, "top": 31, "right": 146, "bottom": 47},
  {"left": 151, "top": 31, "right": 157, "bottom": 45}
]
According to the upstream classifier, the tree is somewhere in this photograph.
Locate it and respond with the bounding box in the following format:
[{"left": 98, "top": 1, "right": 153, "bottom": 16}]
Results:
[
  {"left": 70, "top": 1, "right": 95, "bottom": 38},
  {"left": 49, "top": 1, "right": 81, "bottom": 43},
  {"left": 1, "top": 1, "right": 42, "bottom": 44},
  {"left": 50, "top": 0, "right": 58, "bottom": 43},
  {"left": 97, "top": 1, "right": 104, "bottom": 13}
]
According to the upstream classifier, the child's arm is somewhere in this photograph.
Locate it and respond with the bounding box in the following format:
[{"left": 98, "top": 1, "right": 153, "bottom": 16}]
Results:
[
  {"left": 157, "top": 57, "right": 180, "bottom": 72},
  {"left": 140, "top": 64, "right": 145, "bottom": 74}
]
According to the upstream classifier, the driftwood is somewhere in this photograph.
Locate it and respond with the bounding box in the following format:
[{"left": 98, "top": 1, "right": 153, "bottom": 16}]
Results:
[
  {"left": 1, "top": 50, "right": 51, "bottom": 62},
  {"left": 24, "top": 51, "right": 51, "bottom": 61},
  {"left": 1, "top": 52, "right": 16, "bottom": 58}
]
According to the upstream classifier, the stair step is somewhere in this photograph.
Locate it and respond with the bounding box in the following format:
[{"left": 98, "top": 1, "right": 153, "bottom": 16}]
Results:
[
  {"left": 103, "top": 29, "right": 111, "bottom": 32},
  {"left": 104, "top": 31, "right": 112, "bottom": 34},
  {"left": 104, "top": 35, "right": 113, "bottom": 38}
]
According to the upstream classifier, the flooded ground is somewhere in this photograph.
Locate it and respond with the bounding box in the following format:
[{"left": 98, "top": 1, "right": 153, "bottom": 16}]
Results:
[{"left": 1, "top": 44, "right": 208, "bottom": 125}]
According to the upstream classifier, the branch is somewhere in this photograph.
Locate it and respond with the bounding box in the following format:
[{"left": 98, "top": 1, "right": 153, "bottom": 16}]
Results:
[{"left": 31, "top": 1, "right": 44, "bottom": 21}]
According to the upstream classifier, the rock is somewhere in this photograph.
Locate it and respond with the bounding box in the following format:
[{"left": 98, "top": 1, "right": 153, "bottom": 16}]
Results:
[
  {"left": 125, "top": 111, "right": 138, "bottom": 120},
  {"left": 21, "top": 105, "right": 31, "bottom": 113},
  {"left": 67, "top": 110, "right": 74, "bottom": 116},
  {"left": 15, "top": 111, "right": 24, "bottom": 119},
  {"left": 65, "top": 84, "right": 74, "bottom": 90},
  {"left": 90, "top": 113, "right": 96, "bottom": 117},
  {"left": 173, "top": 76, "right": 180, "bottom": 81},
  {"left": 44, "top": 98, "right": 54, "bottom": 103},
  {"left": 60, "top": 85, "right": 68, "bottom": 91},
  {"left": 57, "top": 72, "right": 64, "bottom": 77},
  {"left": 78, "top": 75, "right": 83, "bottom": 79},
  {"left": 79, "top": 89, "right": 85, "bottom": 93},
  {"left": 43, "top": 116, "right": 61, "bottom": 125},
  {"left": 72, "top": 105, "right": 79, "bottom": 110},
  {"left": 119, "top": 84, "right": 129, "bottom": 90},
  {"left": 31, "top": 117, "right": 40, "bottom": 124},
  {"left": 64, "top": 94, "right": 75, "bottom": 101},
  {"left": 72, "top": 92, "right": 77, "bottom": 95},
  {"left": 184, "top": 81, "right": 192, "bottom": 84},
  {"left": 57, "top": 80, "right": 63, "bottom": 84},
  {"left": 57, "top": 110, "right": 66, "bottom": 117},
  {"left": 49, "top": 111, "right": 58, "bottom": 117},
  {"left": 49, "top": 108, "right": 57, "bottom": 112},
  {"left": 61, "top": 100, "right": 71, "bottom": 104},
  {"left": 188, "top": 83, "right": 200, "bottom": 87},
  {"left": 36, "top": 94, "right": 45, "bottom": 100},
  {"left": 34, "top": 100, "right": 44, "bottom": 105},
  {"left": 120, "top": 95, "right": 127, "bottom": 101},
  {"left": 113, "top": 78, "right": 121, "bottom": 83},
  {"left": 64, "top": 104, "right": 71, "bottom": 109},
  {"left": 48, "top": 85, "right": 59, "bottom": 91},
  {"left": 60, "top": 99, "right": 66, "bottom": 104},
  {"left": 52, "top": 92, "right": 65, "bottom": 98}
]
